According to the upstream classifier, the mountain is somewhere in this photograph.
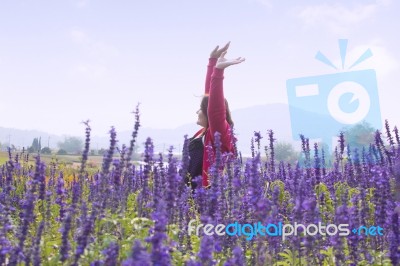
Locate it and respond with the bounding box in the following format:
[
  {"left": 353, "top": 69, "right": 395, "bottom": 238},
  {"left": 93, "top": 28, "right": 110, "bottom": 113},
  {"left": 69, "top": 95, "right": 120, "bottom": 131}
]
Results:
[
  {"left": 2, "top": 103, "right": 388, "bottom": 157},
  {"left": 232, "top": 103, "right": 294, "bottom": 154},
  {"left": 0, "top": 127, "right": 65, "bottom": 151},
  {"left": 90, "top": 103, "right": 296, "bottom": 156},
  {"left": 0, "top": 103, "right": 299, "bottom": 155},
  {"left": 105, "top": 103, "right": 294, "bottom": 155}
]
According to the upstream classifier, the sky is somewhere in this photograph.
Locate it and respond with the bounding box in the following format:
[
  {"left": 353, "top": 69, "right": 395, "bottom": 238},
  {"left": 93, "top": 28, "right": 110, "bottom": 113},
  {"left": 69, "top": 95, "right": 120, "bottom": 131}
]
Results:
[{"left": 0, "top": 0, "right": 399, "bottom": 143}]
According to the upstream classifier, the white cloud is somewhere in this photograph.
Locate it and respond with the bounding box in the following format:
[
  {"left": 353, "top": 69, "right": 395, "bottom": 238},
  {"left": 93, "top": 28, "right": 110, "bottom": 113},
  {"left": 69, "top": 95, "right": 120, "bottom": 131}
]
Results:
[
  {"left": 76, "top": 0, "right": 90, "bottom": 8},
  {"left": 251, "top": 0, "right": 273, "bottom": 8},
  {"left": 68, "top": 29, "right": 119, "bottom": 79},
  {"left": 296, "top": 1, "right": 387, "bottom": 34},
  {"left": 72, "top": 63, "right": 108, "bottom": 79},
  {"left": 345, "top": 41, "right": 399, "bottom": 77},
  {"left": 323, "top": 40, "right": 398, "bottom": 81},
  {"left": 90, "top": 41, "right": 119, "bottom": 58},
  {"left": 70, "top": 29, "right": 88, "bottom": 44},
  {"left": 376, "top": 0, "right": 392, "bottom": 6},
  {"left": 0, "top": 101, "right": 6, "bottom": 112},
  {"left": 69, "top": 29, "right": 120, "bottom": 58}
]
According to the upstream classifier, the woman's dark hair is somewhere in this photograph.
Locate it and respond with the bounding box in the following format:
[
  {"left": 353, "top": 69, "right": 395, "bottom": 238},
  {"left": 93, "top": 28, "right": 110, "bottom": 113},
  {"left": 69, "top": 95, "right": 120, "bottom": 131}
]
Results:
[{"left": 200, "top": 95, "right": 234, "bottom": 127}]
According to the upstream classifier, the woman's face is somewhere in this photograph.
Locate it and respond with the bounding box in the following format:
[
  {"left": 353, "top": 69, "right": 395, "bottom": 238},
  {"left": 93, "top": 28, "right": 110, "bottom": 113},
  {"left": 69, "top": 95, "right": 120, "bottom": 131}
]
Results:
[{"left": 196, "top": 108, "right": 208, "bottom": 128}]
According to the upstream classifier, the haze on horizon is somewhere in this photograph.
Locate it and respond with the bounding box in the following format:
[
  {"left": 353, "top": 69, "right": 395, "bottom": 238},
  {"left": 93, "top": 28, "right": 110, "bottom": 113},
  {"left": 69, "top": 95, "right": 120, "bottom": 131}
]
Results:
[{"left": 1, "top": 0, "right": 399, "bottom": 143}]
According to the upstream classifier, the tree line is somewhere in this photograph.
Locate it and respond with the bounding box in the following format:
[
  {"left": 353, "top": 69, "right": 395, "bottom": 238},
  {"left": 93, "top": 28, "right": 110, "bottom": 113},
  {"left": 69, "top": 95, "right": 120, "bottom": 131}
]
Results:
[{"left": 21, "top": 122, "right": 378, "bottom": 159}]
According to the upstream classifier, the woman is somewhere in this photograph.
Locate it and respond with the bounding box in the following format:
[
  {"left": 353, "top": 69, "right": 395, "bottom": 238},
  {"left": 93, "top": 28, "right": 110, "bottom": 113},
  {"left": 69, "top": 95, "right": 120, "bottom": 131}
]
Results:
[{"left": 186, "top": 42, "right": 245, "bottom": 188}]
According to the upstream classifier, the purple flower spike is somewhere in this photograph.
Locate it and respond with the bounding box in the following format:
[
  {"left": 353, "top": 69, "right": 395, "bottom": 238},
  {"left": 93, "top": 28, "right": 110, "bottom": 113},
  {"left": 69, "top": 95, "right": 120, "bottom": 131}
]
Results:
[
  {"left": 80, "top": 120, "right": 91, "bottom": 178},
  {"left": 122, "top": 240, "right": 151, "bottom": 266},
  {"left": 146, "top": 200, "right": 171, "bottom": 266},
  {"left": 102, "top": 242, "right": 119, "bottom": 266},
  {"left": 224, "top": 246, "right": 246, "bottom": 266},
  {"left": 197, "top": 235, "right": 215, "bottom": 266},
  {"left": 33, "top": 221, "right": 45, "bottom": 266},
  {"left": 125, "top": 103, "right": 141, "bottom": 170}
]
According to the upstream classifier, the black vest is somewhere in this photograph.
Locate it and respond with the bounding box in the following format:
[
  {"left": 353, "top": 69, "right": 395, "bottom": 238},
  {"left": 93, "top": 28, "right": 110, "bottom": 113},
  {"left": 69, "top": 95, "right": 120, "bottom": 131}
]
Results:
[{"left": 186, "top": 135, "right": 204, "bottom": 189}]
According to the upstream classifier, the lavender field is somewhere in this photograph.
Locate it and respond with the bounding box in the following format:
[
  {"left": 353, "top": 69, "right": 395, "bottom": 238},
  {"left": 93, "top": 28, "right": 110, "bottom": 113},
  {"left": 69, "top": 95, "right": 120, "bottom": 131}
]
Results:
[{"left": 1, "top": 108, "right": 400, "bottom": 266}]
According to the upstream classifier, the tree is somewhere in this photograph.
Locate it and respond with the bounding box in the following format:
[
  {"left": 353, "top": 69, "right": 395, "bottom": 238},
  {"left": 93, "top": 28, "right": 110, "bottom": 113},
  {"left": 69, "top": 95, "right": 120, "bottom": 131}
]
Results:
[
  {"left": 41, "top": 147, "right": 52, "bottom": 154},
  {"left": 57, "top": 137, "right": 83, "bottom": 154},
  {"left": 342, "top": 121, "right": 376, "bottom": 153},
  {"left": 28, "top": 137, "right": 41, "bottom": 153},
  {"left": 274, "top": 142, "right": 299, "bottom": 164},
  {"left": 57, "top": 149, "right": 67, "bottom": 155},
  {"left": 98, "top": 148, "right": 107, "bottom": 156}
]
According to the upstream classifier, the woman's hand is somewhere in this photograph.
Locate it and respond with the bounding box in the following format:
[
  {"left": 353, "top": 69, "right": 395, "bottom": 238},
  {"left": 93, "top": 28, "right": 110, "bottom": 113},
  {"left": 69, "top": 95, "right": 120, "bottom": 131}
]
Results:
[
  {"left": 210, "top": 42, "right": 230, "bottom": 58},
  {"left": 216, "top": 51, "right": 245, "bottom": 69}
]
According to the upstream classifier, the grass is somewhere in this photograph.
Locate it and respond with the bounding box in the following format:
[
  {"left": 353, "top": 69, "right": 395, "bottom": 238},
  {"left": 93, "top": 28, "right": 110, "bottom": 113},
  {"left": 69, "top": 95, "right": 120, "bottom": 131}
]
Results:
[{"left": 0, "top": 151, "right": 104, "bottom": 168}]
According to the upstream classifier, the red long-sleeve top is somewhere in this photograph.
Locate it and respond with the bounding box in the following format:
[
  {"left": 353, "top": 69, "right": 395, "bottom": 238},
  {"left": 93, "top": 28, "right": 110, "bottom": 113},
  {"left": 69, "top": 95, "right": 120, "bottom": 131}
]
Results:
[{"left": 197, "top": 58, "right": 235, "bottom": 187}]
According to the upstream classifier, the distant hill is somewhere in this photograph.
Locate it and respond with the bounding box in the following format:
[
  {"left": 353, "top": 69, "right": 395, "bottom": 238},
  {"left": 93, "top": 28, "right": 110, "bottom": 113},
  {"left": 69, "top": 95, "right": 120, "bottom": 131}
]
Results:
[
  {"left": 93, "top": 103, "right": 296, "bottom": 155},
  {"left": 232, "top": 103, "right": 294, "bottom": 154},
  {"left": 2, "top": 103, "right": 391, "bottom": 156},
  {"left": 0, "top": 127, "right": 64, "bottom": 151},
  {"left": 0, "top": 103, "right": 299, "bottom": 155}
]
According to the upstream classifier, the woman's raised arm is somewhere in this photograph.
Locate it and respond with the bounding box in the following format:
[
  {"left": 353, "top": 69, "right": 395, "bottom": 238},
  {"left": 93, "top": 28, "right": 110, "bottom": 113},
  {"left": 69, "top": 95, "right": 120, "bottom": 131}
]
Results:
[
  {"left": 208, "top": 51, "right": 245, "bottom": 143},
  {"left": 205, "top": 42, "right": 230, "bottom": 94}
]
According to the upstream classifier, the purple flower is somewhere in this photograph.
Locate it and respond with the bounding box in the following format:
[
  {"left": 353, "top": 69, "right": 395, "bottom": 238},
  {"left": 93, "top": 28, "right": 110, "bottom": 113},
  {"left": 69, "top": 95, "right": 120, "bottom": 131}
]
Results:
[
  {"left": 102, "top": 242, "right": 119, "bottom": 266},
  {"left": 224, "top": 246, "right": 245, "bottom": 266},
  {"left": 10, "top": 165, "right": 39, "bottom": 265},
  {"left": 332, "top": 191, "right": 349, "bottom": 265},
  {"left": 372, "top": 167, "right": 391, "bottom": 229},
  {"left": 138, "top": 137, "right": 154, "bottom": 218},
  {"left": 71, "top": 181, "right": 81, "bottom": 211},
  {"left": 250, "top": 137, "right": 255, "bottom": 158},
  {"left": 152, "top": 158, "right": 163, "bottom": 210},
  {"left": 393, "top": 158, "right": 400, "bottom": 202},
  {"left": 146, "top": 200, "right": 171, "bottom": 266},
  {"left": 375, "top": 130, "right": 388, "bottom": 166},
  {"left": 31, "top": 156, "right": 46, "bottom": 202},
  {"left": 185, "top": 260, "right": 201, "bottom": 266},
  {"left": 338, "top": 131, "right": 345, "bottom": 159},
  {"left": 101, "top": 127, "right": 118, "bottom": 177},
  {"left": 33, "top": 221, "right": 45, "bottom": 266},
  {"left": 79, "top": 120, "right": 91, "bottom": 178},
  {"left": 347, "top": 195, "right": 361, "bottom": 263},
  {"left": 125, "top": 103, "right": 141, "bottom": 170},
  {"left": 193, "top": 182, "right": 207, "bottom": 214},
  {"left": 122, "top": 240, "right": 151, "bottom": 266},
  {"left": 56, "top": 172, "right": 66, "bottom": 221},
  {"left": 389, "top": 207, "right": 400, "bottom": 265},
  {"left": 0, "top": 202, "right": 13, "bottom": 265},
  {"left": 165, "top": 146, "right": 179, "bottom": 223},
  {"left": 268, "top": 130, "right": 276, "bottom": 177},
  {"left": 59, "top": 211, "right": 72, "bottom": 262},
  {"left": 385, "top": 119, "right": 395, "bottom": 147},
  {"left": 253, "top": 131, "right": 263, "bottom": 153},
  {"left": 393, "top": 126, "right": 400, "bottom": 146},
  {"left": 197, "top": 235, "right": 215, "bottom": 266},
  {"left": 180, "top": 135, "right": 190, "bottom": 182},
  {"left": 112, "top": 158, "right": 122, "bottom": 190},
  {"left": 314, "top": 143, "right": 321, "bottom": 185},
  {"left": 73, "top": 205, "right": 96, "bottom": 266},
  {"left": 358, "top": 188, "right": 371, "bottom": 261},
  {"left": 177, "top": 184, "right": 192, "bottom": 253}
]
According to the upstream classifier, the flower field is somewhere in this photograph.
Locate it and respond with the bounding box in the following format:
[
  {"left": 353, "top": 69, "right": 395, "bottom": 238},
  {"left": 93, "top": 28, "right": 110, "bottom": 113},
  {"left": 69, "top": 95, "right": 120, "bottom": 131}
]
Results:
[{"left": 1, "top": 108, "right": 400, "bottom": 266}]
